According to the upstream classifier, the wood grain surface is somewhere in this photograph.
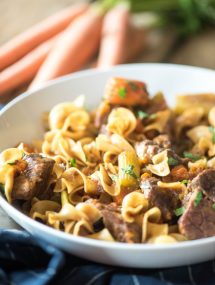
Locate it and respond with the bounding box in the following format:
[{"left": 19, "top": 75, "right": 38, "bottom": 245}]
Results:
[{"left": 0, "top": 0, "right": 215, "bottom": 230}]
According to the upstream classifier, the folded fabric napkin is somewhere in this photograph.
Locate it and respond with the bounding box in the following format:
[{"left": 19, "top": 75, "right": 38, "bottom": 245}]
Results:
[{"left": 0, "top": 229, "right": 215, "bottom": 285}]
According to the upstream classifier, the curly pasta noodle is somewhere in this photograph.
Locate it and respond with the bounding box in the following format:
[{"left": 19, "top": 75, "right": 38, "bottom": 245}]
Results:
[{"left": 2, "top": 77, "right": 215, "bottom": 244}]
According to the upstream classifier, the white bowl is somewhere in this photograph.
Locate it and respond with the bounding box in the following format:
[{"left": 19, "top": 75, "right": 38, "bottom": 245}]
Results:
[{"left": 1, "top": 63, "right": 215, "bottom": 268}]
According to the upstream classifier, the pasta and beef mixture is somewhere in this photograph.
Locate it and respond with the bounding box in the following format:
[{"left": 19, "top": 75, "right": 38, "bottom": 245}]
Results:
[{"left": 1, "top": 77, "right": 215, "bottom": 244}]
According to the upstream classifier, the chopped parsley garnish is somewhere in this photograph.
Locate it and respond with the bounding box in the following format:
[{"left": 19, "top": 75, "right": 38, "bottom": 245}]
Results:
[
  {"left": 194, "top": 191, "right": 203, "bottom": 207},
  {"left": 181, "top": 179, "right": 189, "bottom": 185},
  {"left": 149, "top": 113, "right": 157, "bottom": 120},
  {"left": 212, "top": 203, "right": 215, "bottom": 210},
  {"left": 110, "top": 174, "right": 118, "bottom": 181},
  {"left": 68, "top": 158, "right": 77, "bottom": 167},
  {"left": 183, "top": 152, "right": 201, "bottom": 162},
  {"left": 174, "top": 206, "right": 185, "bottom": 217},
  {"left": 129, "top": 82, "right": 138, "bottom": 91},
  {"left": 168, "top": 157, "right": 179, "bottom": 166},
  {"left": 121, "top": 164, "right": 138, "bottom": 179},
  {"left": 118, "top": 87, "right": 127, "bottom": 99},
  {"left": 137, "top": 110, "right": 149, "bottom": 120},
  {"left": 0, "top": 183, "right": 5, "bottom": 193},
  {"left": 208, "top": 126, "right": 215, "bottom": 144},
  {"left": 7, "top": 160, "right": 16, "bottom": 165},
  {"left": 85, "top": 155, "right": 88, "bottom": 162}
]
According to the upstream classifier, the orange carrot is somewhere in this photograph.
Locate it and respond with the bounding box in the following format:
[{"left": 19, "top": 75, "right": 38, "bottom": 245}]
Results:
[
  {"left": 0, "top": 35, "right": 59, "bottom": 96},
  {"left": 0, "top": 4, "right": 89, "bottom": 71},
  {"left": 97, "top": 4, "right": 130, "bottom": 68},
  {"left": 29, "top": 8, "right": 103, "bottom": 90},
  {"left": 104, "top": 77, "right": 149, "bottom": 106}
]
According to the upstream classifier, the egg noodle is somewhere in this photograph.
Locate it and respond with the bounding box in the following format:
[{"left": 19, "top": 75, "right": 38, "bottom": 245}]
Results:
[{"left": 1, "top": 77, "right": 215, "bottom": 244}]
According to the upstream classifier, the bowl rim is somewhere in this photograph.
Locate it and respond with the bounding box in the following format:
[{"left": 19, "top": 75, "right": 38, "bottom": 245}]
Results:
[
  {"left": 1, "top": 62, "right": 215, "bottom": 115},
  {"left": 1, "top": 62, "right": 215, "bottom": 250}
]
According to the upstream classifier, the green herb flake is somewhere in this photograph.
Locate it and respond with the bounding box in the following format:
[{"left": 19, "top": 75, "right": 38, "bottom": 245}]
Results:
[
  {"left": 181, "top": 179, "right": 189, "bottom": 185},
  {"left": 137, "top": 110, "right": 149, "bottom": 120},
  {"left": 0, "top": 183, "right": 5, "bottom": 193},
  {"left": 208, "top": 126, "right": 215, "bottom": 144},
  {"left": 68, "top": 158, "right": 77, "bottom": 167},
  {"left": 168, "top": 157, "right": 179, "bottom": 166},
  {"left": 7, "top": 160, "right": 16, "bottom": 165},
  {"left": 212, "top": 203, "right": 215, "bottom": 210},
  {"left": 149, "top": 113, "right": 157, "bottom": 120},
  {"left": 118, "top": 87, "right": 127, "bottom": 99},
  {"left": 194, "top": 191, "right": 203, "bottom": 207},
  {"left": 129, "top": 82, "right": 138, "bottom": 91},
  {"left": 110, "top": 174, "right": 118, "bottom": 181},
  {"left": 183, "top": 152, "right": 201, "bottom": 162},
  {"left": 121, "top": 164, "right": 138, "bottom": 179},
  {"left": 174, "top": 206, "right": 185, "bottom": 217}
]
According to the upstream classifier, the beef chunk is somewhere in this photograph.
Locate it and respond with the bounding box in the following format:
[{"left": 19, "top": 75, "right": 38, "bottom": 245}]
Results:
[
  {"left": 179, "top": 169, "right": 215, "bottom": 239},
  {"left": 92, "top": 201, "right": 141, "bottom": 243},
  {"left": 179, "top": 190, "right": 215, "bottom": 239},
  {"left": 145, "top": 92, "right": 168, "bottom": 114},
  {"left": 135, "top": 140, "right": 164, "bottom": 163},
  {"left": 140, "top": 177, "right": 181, "bottom": 221},
  {"left": 12, "top": 154, "right": 54, "bottom": 200},
  {"left": 135, "top": 139, "right": 186, "bottom": 166},
  {"left": 153, "top": 134, "right": 172, "bottom": 149},
  {"left": 189, "top": 169, "right": 215, "bottom": 202}
]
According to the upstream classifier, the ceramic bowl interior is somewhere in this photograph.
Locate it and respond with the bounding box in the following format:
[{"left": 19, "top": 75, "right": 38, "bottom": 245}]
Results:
[{"left": 1, "top": 64, "right": 215, "bottom": 268}]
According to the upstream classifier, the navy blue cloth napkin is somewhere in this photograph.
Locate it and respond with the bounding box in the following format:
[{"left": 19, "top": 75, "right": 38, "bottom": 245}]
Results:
[{"left": 0, "top": 229, "right": 215, "bottom": 285}]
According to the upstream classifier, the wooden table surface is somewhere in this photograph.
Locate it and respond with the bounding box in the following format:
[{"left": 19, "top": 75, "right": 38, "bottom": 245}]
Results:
[{"left": 0, "top": 0, "right": 215, "bottom": 230}]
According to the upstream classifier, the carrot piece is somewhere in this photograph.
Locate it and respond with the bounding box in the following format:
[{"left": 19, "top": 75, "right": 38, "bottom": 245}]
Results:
[
  {"left": 0, "top": 35, "right": 59, "bottom": 96},
  {"left": 0, "top": 4, "right": 89, "bottom": 71},
  {"left": 97, "top": 4, "right": 130, "bottom": 68},
  {"left": 29, "top": 8, "right": 103, "bottom": 90},
  {"left": 170, "top": 165, "right": 189, "bottom": 182},
  {"left": 104, "top": 77, "right": 149, "bottom": 106}
]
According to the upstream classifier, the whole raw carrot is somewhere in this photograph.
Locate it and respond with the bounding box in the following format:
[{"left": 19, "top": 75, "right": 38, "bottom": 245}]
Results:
[
  {"left": 0, "top": 35, "right": 59, "bottom": 96},
  {"left": 97, "top": 4, "right": 130, "bottom": 68},
  {"left": 29, "top": 8, "right": 103, "bottom": 90},
  {"left": 0, "top": 3, "right": 89, "bottom": 71}
]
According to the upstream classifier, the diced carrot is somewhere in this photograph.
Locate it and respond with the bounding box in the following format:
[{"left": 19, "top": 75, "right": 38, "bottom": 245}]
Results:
[
  {"left": 141, "top": 172, "right": 151, "bottom": 180},
  {"left": 29, "top": 8, "right": 103, "bottom": 90},
  {"left": 0, "top": 35, "right": 59, "bottom": 96},
  {"left": 0, "top": 4, "right": 89, "bottom": 71},
  {"left": 104, "top": 77, "right": 149, "bottom": 106},
  {"left": 170, "top": 165, "right": 189, "bottom": 182}
]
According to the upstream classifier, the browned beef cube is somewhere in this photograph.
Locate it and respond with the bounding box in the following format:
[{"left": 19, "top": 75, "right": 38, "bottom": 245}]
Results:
[
  {"left": 12, "top": 154, "right": 54, "bottom": 200},
  {"left": 179, "top": 169, "right": 215, "bottom": 239},
  {"left": 135, "top": 139, "right": 186, "bottom": 166},
  {"left": 93, "top": 201, "right": 141, "bottom": 243},
  {"left": 179, "top": 190, "right": 215, "bottom": 239},
  {"left": 153, "top": 134, "right": 172, "bottom": 149},
  {"left": 140, "top": 177, "right": 181, "bottom": 221},
  {"left": 135, "top": 140, "right": 164, "bottom": 162},
  {"left": 189, "top": 169, "right": 215, "bottom": 202}
]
